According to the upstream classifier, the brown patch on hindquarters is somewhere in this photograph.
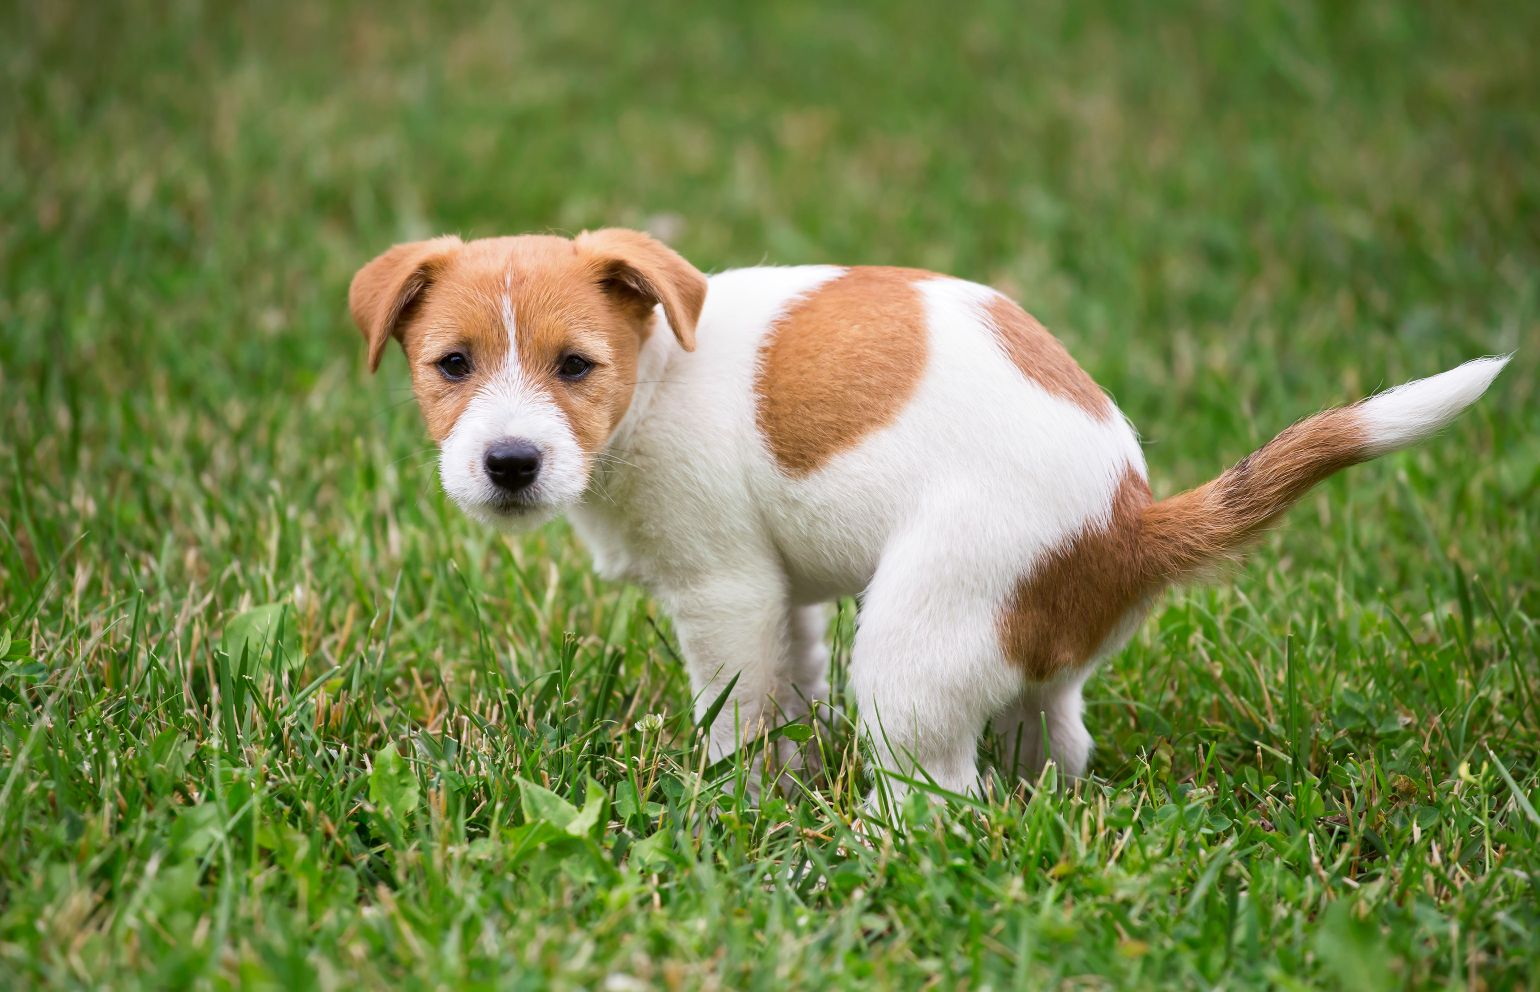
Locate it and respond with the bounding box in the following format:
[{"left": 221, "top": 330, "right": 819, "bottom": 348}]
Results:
[
  {"left": 998, "top": 467, "right": 1155, "bottom": 681},
  {"left": 1001, "top": 406, "right": 1372, "bottom": 679},
  {"left": 982, "top": 295, "right": 1111, "bottom": 419},
  {"left": 755, "top": 267, "right": 937, "bottom": 476}
]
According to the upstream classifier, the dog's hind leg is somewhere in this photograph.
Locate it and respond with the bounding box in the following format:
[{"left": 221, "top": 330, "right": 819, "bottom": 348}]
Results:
[
  {"left": 778, "top": 604, "right": 835, "bottom": 780},
  {"left": 851, "top": 528, "right": 1025, "bottom": 807},
  {"left": 992, "top": 674, "right": 1094, "bottom": 783},
  {"left": 784, "top": 605, "right": 832, "bottom": 721}
]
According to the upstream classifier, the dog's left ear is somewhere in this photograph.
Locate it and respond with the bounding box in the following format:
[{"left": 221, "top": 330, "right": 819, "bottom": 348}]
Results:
[
  {"left": 349, "top": 236, "right": 463, "bottom": 372},
  {"left": 576, "top": 228, "right": 707, "bottom": 351}
]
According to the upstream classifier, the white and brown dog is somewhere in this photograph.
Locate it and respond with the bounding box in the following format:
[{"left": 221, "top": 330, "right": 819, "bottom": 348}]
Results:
[{"left": 351, "top": 228, "right": 1508, "bottom": 798}]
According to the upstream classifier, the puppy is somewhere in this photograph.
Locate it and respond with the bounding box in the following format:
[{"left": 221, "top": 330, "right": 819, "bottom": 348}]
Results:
[{"left": 351, "top": 229, "right": 1508, "bottom": 799}]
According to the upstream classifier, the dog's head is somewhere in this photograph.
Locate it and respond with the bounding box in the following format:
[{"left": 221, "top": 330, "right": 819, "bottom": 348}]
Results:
[{"left": 351, "top": 229, "right": 706, "bottom": 526}]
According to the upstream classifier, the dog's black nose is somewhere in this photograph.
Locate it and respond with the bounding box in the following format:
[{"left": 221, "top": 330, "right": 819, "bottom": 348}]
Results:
[{"left": 484, "top": 439, "right": 542, "bottom": 493}]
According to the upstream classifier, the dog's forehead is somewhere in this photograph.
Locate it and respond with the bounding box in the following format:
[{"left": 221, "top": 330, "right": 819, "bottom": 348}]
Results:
[
  {"left": 455, "top": 234, "right": 576, "bottom": 272},
  {"left": 439, "top": 236, "right": 604, "bottom": 326},
  {"left": 408, "top": 235, "right": 616, "bottom": 382},
  {"left": 442, "top": 236, "right": 583, "bottom": 292}
]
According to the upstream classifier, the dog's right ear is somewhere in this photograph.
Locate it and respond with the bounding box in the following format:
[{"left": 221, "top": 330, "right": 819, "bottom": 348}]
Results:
[{"left": 349, "top": 236, "right": 463, "bottom": 372}]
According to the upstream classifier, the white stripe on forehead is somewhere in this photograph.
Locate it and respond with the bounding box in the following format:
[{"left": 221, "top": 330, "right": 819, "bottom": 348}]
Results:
[{"left": 500, "top": 270, "right": 517, "bottom": 350}]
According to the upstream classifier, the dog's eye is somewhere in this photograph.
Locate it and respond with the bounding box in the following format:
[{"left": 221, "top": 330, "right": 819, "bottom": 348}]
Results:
[
  {"left": 436, "top": 352, "right": 472, "bottom": 380},
  {"left": 557, "top": 354, "right": 595, "bottom": 381}
]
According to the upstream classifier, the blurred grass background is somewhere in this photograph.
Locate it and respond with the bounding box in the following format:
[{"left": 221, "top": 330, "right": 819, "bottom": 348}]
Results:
[{"left": 2, "top": 0, "right": 1538, "bottom": 988}]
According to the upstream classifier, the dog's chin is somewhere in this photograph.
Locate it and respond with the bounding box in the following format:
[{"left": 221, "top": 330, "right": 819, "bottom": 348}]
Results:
[
  {"left": 449, "top": 486, "right": 582, "bottom": 529},
  {"left": 458, "top": 494, "right": 563, "bottom": 531}
]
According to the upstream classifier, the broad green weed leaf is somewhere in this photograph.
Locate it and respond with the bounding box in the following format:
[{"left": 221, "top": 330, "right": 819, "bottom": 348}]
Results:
[
  {"left": 629, "top": 830, "right": 671, "bottom": 871},
  {"left": 369, "top": 745, "right": 419, "bottom": 820},
  {"left": 567, "top": 779, "right": 605, "bottom": 837},
  {"left": 517, "top": 776, "right": 579, "bottom": 830},
  {"left": 220, "top": 603, "right": 303, "bottom": 672}
]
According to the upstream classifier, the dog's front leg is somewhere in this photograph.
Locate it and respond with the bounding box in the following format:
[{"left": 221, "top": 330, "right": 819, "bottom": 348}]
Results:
[{"left": 666, "top": 570, "right": 796, "bottom": 770}]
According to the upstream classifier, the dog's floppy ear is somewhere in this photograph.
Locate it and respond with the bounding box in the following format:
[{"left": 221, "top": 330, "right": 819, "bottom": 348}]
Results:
[
  {"left": 349, "top": 236, "right": 463, "bottom": 372},
  {"left": 576, "top": 228, "right": 707, "bottom": 351}
]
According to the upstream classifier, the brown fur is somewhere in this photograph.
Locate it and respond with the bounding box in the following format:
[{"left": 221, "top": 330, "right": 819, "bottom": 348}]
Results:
[
  {"left": 999, "top": 406, "right": 1370, "bottom": 679},
  {"left": 1138, "top": 407, "right": 1368, "bottom": 583},
  {"left": 575, "top": 228, "right": 707, "bottom": 352},
  {"left": 998, "top": 467, "right": 1154, "bottom": 680},
  {"left": 982, "top": 295, "right": 1111, "bottom": 418},
  {"left": 349, "top": 235, "right": 465, "bottom": 373},
  {"left": 754, "top": 267, "right": 936, "bottom": 477},
  {"left": 348, "top": 229, "right": 706, "bottom": 455}
]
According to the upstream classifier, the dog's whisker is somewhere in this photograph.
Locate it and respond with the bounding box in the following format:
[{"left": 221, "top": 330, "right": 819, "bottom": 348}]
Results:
[
  {"left": 390, "top": 448, "right": 440, "bottom": 468},
  {"left": 594, "top": 452, "right": 640, "bottom": 471}
]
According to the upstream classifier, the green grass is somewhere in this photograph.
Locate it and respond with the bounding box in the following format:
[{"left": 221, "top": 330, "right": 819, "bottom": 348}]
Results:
[{"left": 3, "top": 0, "right": 1538, "bottom": 987}]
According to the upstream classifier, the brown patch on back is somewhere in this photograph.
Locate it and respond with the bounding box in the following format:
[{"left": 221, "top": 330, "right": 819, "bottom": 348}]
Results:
[
  {"left": 998, "top": 467, "right": 1155, "bottom": 681},
  {"left": 755, "top": 267, "right": 935, "bottom": 476},
  {"left": 982, "top": 296, "right": 1110, "bottom": 418}
]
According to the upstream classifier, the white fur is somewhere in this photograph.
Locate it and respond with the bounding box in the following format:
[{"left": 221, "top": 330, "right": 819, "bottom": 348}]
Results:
[
  {"left": 994, "top": 670, "right": 1095, "bottom": 782},
  {"left": 500, "top": 276, "right": 517, "bottom": 346},
  {"left": 1357, "top": 355, "right": 1510, "bottom": 456}
]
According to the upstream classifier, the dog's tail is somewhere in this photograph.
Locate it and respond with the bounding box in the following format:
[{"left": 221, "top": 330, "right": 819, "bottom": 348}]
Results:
[{"left": 1138, "top": 356, "right": 1510, "bottom": 585}]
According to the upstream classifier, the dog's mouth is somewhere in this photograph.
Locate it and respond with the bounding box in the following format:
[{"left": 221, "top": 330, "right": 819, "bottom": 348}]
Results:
[
  {"left": 482, "top": 491, "right": 544, "bottom": 517},
  {"left": 457, "top": 487, "right": 566, "bottom": 530}
]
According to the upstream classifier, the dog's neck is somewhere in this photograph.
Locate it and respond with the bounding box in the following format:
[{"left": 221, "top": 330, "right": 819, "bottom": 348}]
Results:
[
  {"left": 609, "top": 318, "right": 675, "bottom": 462},
  {"left": 567, "top": 319, "right": 677, "bottom": 582},
  {"left": 578, "top": 315, "right": 673, "bottom": 484}
]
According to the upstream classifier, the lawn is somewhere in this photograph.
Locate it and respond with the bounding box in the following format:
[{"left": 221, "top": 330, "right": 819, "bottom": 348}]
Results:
[{"left": 2, "top": 0, "right": 1538, "bottom": 988}]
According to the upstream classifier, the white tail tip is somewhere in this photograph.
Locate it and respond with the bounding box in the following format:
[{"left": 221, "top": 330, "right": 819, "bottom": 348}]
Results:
[{"left": 1357, "top": 354, "right": 1511, "bottom": 456}]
